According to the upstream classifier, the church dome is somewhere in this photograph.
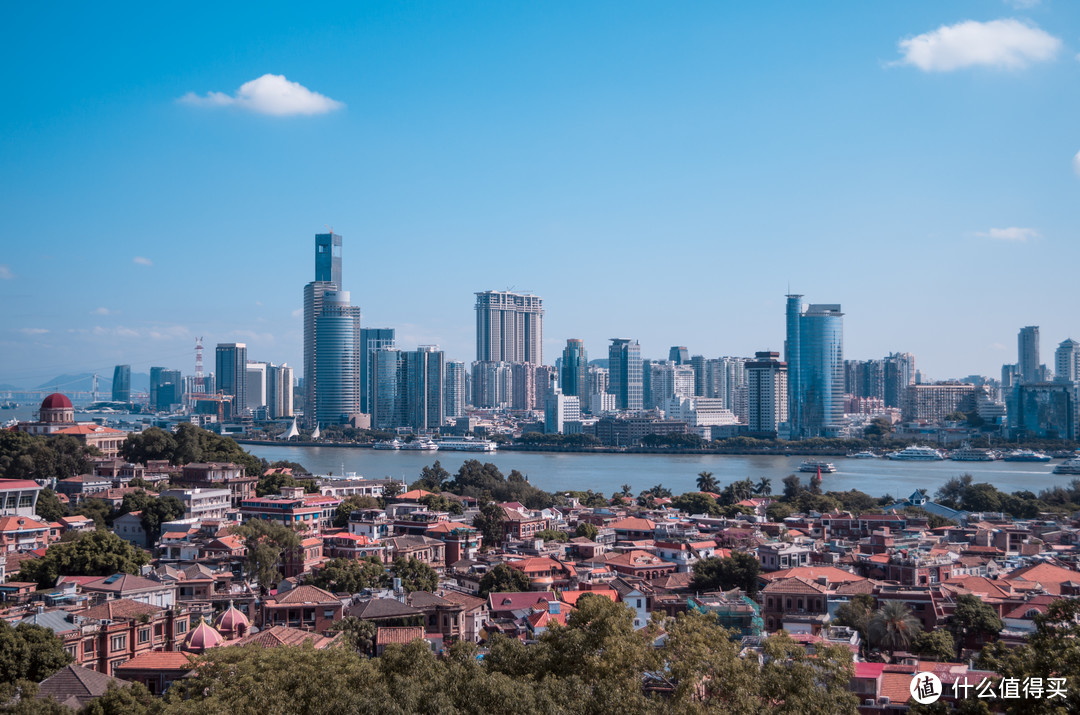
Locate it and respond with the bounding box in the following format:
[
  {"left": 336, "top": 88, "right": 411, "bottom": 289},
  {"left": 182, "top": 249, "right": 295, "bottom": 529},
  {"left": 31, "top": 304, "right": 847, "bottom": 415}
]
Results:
[
  {"left": 40, "top": 393, "right": 72, "bottom": 410},
  {"left": 182, "top": 618, "right": 225, "bottom": 653},
  {"left": 214, "top": 603, "right": 250, "bottom": 638}
]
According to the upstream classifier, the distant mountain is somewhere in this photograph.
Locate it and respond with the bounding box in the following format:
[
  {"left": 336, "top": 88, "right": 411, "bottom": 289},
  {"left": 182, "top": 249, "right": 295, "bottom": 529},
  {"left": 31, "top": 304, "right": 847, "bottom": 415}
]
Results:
[
  {"left": 588, "top": 359, "right": 610, "bottom": 369},
  {"left": 0, "top": 383, "right": 26, "bottom": 391}
]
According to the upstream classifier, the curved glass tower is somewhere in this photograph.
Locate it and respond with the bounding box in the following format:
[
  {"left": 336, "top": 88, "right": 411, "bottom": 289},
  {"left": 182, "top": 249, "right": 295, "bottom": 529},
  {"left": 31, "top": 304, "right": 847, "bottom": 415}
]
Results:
[
  {"left": 785, "top": 296, "right": 844, "bottom": 438},
  {"left": 315, "top": 291, "right": 361, "bottom": 425}
]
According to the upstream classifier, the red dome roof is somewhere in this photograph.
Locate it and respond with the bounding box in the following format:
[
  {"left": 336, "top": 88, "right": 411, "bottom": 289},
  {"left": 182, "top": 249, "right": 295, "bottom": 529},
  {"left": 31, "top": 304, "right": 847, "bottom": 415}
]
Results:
[
  {"left": 40, "top": 393, "right": 73, "bottom": 410},
  {"left": 214, "top": 604, "right": 250, "bottom": 635},
  {"left": 182, "top": 619, "right": 224, "bottom": 653}
]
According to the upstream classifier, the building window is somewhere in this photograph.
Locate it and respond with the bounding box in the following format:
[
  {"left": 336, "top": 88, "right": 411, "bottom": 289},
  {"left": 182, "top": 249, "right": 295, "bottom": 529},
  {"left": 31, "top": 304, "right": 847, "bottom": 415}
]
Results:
[
  {"left": 138, "top": 628, "right": 150, "bottom": 644},
  {"left": 83, "top": 640, "right": 95, "bottom": 655},
  {"left": 176, "top": 620, "right": 188, "bottom": 635},
  {"left": 110, "top": 635, "right": 126, "bottom": 652}
]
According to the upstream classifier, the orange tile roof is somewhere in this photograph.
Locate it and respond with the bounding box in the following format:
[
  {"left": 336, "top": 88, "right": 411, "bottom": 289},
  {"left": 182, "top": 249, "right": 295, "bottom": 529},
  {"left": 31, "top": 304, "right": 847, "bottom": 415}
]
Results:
[
  {"left": 878, "top": 672, "right": 913, "bottom": 705},
  {"left": 759, "top": 566, "right": 864, "bottom": 584},
  {"left": 54, "top": 424, "right": 125, "bottom": 435},
  {"left": 1004, "top": 563, "right": 1080, "bottom": 595},
  {"left": 269, "top": 584, "right": 338, "bottom": 605},
  {"left": 82, "top": 599, "right": 164, "bottom": 620},
  {"left": 608, "top": 517, "right": 656, "bottom": 531},
  {"left": 559, "top": 589, "right": 617, "bottom": 606},
  {"left": 0, "top": 516, "right": 48, "bottom": 531},
  {"left": 398, "top": 489, "right": 435, "bottom": 501},
  {"left": 376, "top": 626, "right": 425, "bottom": 645},
  {"left": 115, "top": 652, "right": 195, "bottom": 671}
]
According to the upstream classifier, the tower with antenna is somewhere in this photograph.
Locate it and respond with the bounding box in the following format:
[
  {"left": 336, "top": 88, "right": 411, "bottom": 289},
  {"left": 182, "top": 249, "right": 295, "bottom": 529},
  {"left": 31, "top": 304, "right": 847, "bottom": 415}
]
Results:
[{"left": 195, "top": 337, "right": 205, "bottom": 393}]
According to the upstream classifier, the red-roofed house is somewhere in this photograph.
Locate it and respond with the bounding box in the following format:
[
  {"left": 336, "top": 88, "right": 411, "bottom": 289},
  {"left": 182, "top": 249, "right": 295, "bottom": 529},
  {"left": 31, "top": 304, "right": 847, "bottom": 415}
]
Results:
[
  {"left": 260, "top": 584, "right": 343, "bottom": 632},
  {"left": 0, "top": 479, "right": 42, "bottom": 517},
  {"left": 605, "top": 550, "right": 676, "bottom": 580},
  {"left": 114, "top": 652, "right": 195, "bottom": 695},
  {"left": 0, "top": 515, "right": 52, "bottom": 552},
  {"left": 1003, "top": 562, "right": 1080, "bottom": 596}
]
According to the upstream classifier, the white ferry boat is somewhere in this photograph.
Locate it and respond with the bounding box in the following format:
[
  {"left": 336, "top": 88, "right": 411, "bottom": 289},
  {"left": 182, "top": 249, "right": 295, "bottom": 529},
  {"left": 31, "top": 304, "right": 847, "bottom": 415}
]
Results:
[
  {"left": 373, "top": 439, "right": 403, "bottom": 451},
  {"left": 846, "top": 451, "right": 880, "bottom": 459},
  {"left": 1001, "top": 449, "right": 1052, "bottom": 463},
  {"left": 949, "top": 446, "right": 998, "bottom": 462},
  {"left": 435, "top": 436, "right": 498, "bottom": 452},
  {"left": 401, "top": 438, "right": 439, "bottom": 451},
  {"left": 799, "top": 460, "right": 837, "bottom": 473},
  {"left": 1053, "top": 458, "right": 1080, "bottom": 475},
  {"left": 886, "top": 446, "right": 945, "bottom": 461}
]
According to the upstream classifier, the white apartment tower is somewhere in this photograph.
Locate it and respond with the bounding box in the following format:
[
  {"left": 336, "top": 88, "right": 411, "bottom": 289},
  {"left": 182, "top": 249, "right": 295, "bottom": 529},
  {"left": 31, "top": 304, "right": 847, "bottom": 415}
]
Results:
[{"left": 746, "top": 351, "right": 788, "bottom": 435}]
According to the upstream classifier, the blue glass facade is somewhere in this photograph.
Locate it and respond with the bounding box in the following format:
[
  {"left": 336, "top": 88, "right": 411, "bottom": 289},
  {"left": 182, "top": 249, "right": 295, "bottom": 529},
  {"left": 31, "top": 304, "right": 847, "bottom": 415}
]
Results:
[
  {"left": 315, "top": 291, "right": 360, "bottom": 425},
  {"left": 785, "top": 296, "right": 844, "bottom": 438}
]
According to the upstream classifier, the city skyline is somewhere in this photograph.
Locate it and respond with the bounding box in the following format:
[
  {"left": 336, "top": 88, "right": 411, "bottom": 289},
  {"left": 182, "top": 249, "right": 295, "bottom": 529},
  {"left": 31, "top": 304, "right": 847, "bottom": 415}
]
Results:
[{"left": 4, "top": 3, "right": 1080, "bottom": 383}]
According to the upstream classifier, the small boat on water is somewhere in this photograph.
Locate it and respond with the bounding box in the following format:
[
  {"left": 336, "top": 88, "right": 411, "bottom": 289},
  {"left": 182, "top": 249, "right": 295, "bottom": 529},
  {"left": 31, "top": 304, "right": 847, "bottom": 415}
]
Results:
[
  {"left": 401, "top": 438, "right": 439, "bottom": 451},
  {"left": 846, "top": 451, "right": 880, "bottom": 459},
  {"left": 949, "top": 446, "right": 998, "bottom": 462},
  {"left": 435, "top": 436, "right": 498, "bottom": 452},
  {"left": 887, "top": 446, "right": 945, "bottom": 461},
  {"left": 799, "top": 460, "right": 837, "bottom": 473},
  {"left": 373, "top": 439, "right": 403, "bottom": 450},
  {"left": 1053, "top": 458, "right": 1080, "bottom": 475},
  {"left": 1001, "top": 449, "right": 1051, "bottom": 463}
]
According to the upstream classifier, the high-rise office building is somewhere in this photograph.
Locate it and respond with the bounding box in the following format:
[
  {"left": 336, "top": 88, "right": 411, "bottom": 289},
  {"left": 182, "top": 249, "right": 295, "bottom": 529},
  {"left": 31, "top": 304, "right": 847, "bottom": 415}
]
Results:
[
  {"left": 785, "top": 295, "right": 844, "bottom": 438},
  {"left": 371, "top": 348, "right": 405, "bottom": 429},
  {"left": 246, "top": 361, "right": 267, "bottom": 410},
  {"left": 304, "top": 234, "right": 344, "bottom": 427},
  {"left": 360, "top": 328, "right": 395, "bottom": 415},
  {"left": 111, "top": 365, "right": 131, "bottom": 403},
  {"left": 266, "top": 364, "right": 294, "bottom": 419},
  {"left": 648, "top": 361, "right": 695, "bottom": 409},
  {"left": 1019, "top": 326, "right": 1040, "bottom": 385},
  {"left": 691, "top": 355, "right": 706, "bottom": 397},
  {"left": 405, "top": 347, "right": 444, "bottom": 430},
  {"left": 314, "top": 291, "right": 361, "bottom": 425},
  {"left": 588, "top": 366, "right": 609, "bottom": 396},
  {"left": 149, "top": 367, "right": 165, "bottom": 409},
  {"left": 668, "top": 346, "right": 689, "bottom": 365},
  {"left": 746, "top": 351, "right": 788, "bottom": 435},
  {"left": 471, "top": 361, "right": 513, "bottom": 409},
  {"left": 315, "top": 232, "right": 342, "bottom": 287},
  {"left": 215, "top": 344, "right": 247, "bottom": 415},
  {"left": 159, "top": 369, "right": 182, "bottom": 410},
  {"left": 609, "top": 339, "right": 643, "bottom": 411},
  {"left": 475, "top": 291, "right": 544, "bottom": 364},
  {"left": 883, "top": 352, "right": 916, "bottom": 408},
  {"left": 1055, "top": 340, "right": 1079, "bottom": 384},
  {"left": 510, "top": 362, "right": 537, "bottom": 411},
  {"left": 561, "top": 339, "right": 588, "bottom": 402},
  {"left": 444, "top": 361, "right": 467, "bottom": 418}
]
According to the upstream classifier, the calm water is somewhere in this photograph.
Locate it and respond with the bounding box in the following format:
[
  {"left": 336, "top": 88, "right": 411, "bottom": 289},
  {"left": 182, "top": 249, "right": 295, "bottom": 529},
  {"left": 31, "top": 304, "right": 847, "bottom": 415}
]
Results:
[{"left": 245, "top": 445, "right": 1076, "bottom": 499}]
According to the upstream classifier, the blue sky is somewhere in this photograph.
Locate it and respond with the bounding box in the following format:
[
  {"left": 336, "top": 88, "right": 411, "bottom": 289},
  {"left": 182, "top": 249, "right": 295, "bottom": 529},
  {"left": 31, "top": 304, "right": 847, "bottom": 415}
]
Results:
[{"left": 2, "top": 1, "right": 1078, "bottom": 386}]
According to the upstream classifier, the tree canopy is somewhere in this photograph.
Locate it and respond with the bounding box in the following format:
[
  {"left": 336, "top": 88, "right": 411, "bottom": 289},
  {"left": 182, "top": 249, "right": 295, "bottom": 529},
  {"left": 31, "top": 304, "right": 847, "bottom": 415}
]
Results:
[
  {"left": 17, "top": 530, "right": 150, "bottom": 588},
  {"left": 392, "top": 557, "right": 438, "bottom": 593},
  {"left": 478, "top": 563, "right": 531, "bottom": 597},
  {"left": 309, "top": 557, "right": 387, "bottom": 594},
  {"left": 691, "top": 552, "right": 762, "bottom": 596}
]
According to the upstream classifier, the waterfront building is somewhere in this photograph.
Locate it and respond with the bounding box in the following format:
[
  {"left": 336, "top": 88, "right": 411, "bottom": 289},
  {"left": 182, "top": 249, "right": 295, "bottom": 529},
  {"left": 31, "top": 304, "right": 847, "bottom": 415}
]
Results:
[
  {"left": 883, "top": 352, "right": 916, "bottom": 408},
  {"left": 533, "top": 365, "right": 558, "bottom": 412},
  {"left": 1055, "top": 339, "right": 1079, "bottom": 384},
  {"left": 302, "top": 234, "right": 344, "bottom": 427},
  {"left": 1001, "top": 363, "right": 1021, "bottom": 392},
  {"left": 474, "top": 290, "right": 544, "bottom": 364},
  {"left": 785, "top": 295, "right": 844, "bottom": 438},
  {"left": 901, "top": 383, "right": 978, "bottom": 423},
  {"left": 246, "top": 361, "right": 267, "bottom": 411},
  {"left": 444, "top": 361, "right": 466, "bottom": 419},
  {"left": 561, "top": 339, "right": 588, "bottom": 402},
  {"left": 359, "top": 328, "right": 395, "bottom": 415},
  {"left": 691, "top": 355, "right": 707, "bottom": 396},
  {"left": 588, "top": 365, "right": 609, "bottom": 396},
  {"left": 172, "top": 462, "right": 255, "bottom": 508},
  {"left": 590, "top": 393, "right": 616, "bottom": 414},
  {"left": 609, "top": 339, "right": 643, "bottom": 411},
  {"left": 510, "top": 361, "right": 537, "bottom": 411},
  {"left": 668, "top": 346, "right": 689, "bottom": 365},
  {"left": 150, "top": 367, "right": 182, "bottom": 411},
  {"left": 405, "top": 346, "right": 444, "bottom": 430},
  {"left": 160, "top": 488, "right": 231, "bottom": 521},
  {"left": 266, "top": 363, "right": 294, "bottom": 419},
  {"left": 149, "top": 367, "right": 164, "bottom": 409},
  {"left": 1009, "top": 382, "right": 1075, "bottom": 440},
  {"left": 470, "top": 361, "right": 513, "bottom": 409},
  {"left": 641, "top": 359, "right": 654, "bottom": 409},
  {"left": 1019, "top": 326, "right": 1040, "bottom": 385},
  {"left": 111, "top": 365, "right": 131, "bottom": 403},
  {"left": 371, "top": 348, "right": 405, "bottom": 430},
  {"left": 648, "top": 361, "right": 695, "bottom": 409},
  {"left": 664, "top": 396, "right": 738, "bottom": 430},
  {"left": 314, "top": 291, "right": 361, "bottom": 425},
  {"left": 545, "top": 389, "right": 580, "bottom": 434},
  {"left": 746, "top": 351, "right": 788, "bottom": 436},
  {"left": 215, "top": 343, "right": 247, "bottom": 417},
  {"left": 845, "top": 359, "right": 884, "bottom": 400}
]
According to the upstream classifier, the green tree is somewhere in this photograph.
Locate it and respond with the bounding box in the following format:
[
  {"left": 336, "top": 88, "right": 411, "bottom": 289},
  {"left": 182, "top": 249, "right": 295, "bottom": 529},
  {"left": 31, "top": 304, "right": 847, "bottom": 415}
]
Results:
[
  {"left": 574, "top": 521, "right": 599, "bottom": 541},
  {"left": 80, "top": 681, "right": 155, "bottom": 715},
  {"left": 766, "top": 502, "right": 794, "bottom": 522},
  {"left": 754, "top": 476, "right": 772, "bottom": 496},
  {"left": 230, "top": 519, "right": 301, "bottom": 593},
  {"left": 758, "top": 633, "right": 859, "bottom": 714},
  {"left": 782, "top": 473, "right": 804, "bottom": 500},
  {"left": 413, "top": 461, "right": 451, "bottom": 492},
  {"left": 961, "top": 482, "right": 1003, "bottom": 513},
  {"left": 834, "top": 594, "right": 875, "bottom": 650},
  {"left": 17, "top": 531, "right": 149, "bottom": 588},
  {"left": 912, "top": 629, "right": 956, "bottom": 662},
  {"left": 309, "top": 556, "right": 387, "bottom": 594},
  {"left": 119, "top": 490, "right": 185, "bottom": 541},
  {"left": 0, "top": 621, "right": 72, "bottom": 683},
  {"left": 418, "top": 493, "right": 465, "bottom": 515},
  {"left": 331, "top": 494, "right": 380, "bottom": 528},
  {"left": 35, "top": 488, "right": 66, "bottom": 522},
  {"left": 73, "top": 498, "right": 114, "bottom": 530},
  {"left": 392, "top": 557, "right": 438, "bottom": 592},
  {"left": 696, "top": 470, "right": 719, "bottom": 493},
  {"left": 119, "top": 427, "right": 178, "bottom": 465},
  {"left": 478, "top": 563, "right": 531, "bottom": 597},
  {"left": 864, "top": 417, "right": 894, "bottom": 438},
  {"left": 869, "top": 600, "right": 922, "bottom": 654},
  {"left": 331, "top": 616, "right": 378, "bottom": 656},
  {"left": 670, "top": 491, "right": 721, "bottom": 516},
  {"left": 0, "top": 431, "right": 95, "bottom": 482},
  {"left": 691, "top": 551, "right": 762, "bottom": 596},
  {"left": 947, "top": 593, "right": 1003, "bottom": 656},
  {"left": 472, "top": 501, "right": 506, "bottom": 548},
  {"left": 534, "top": 529, "right": 568, "bottom": 542}
]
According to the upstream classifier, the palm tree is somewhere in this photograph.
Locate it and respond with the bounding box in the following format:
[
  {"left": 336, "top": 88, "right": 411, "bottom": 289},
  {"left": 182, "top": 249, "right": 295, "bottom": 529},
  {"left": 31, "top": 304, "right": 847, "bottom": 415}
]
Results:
[
  {"left": 696, "top": 471, "right": 719, "bottom": 493},
  {"left": 620, "top": 484, "right": 633, "bottom": 497},
  {"left": 731, "top": 478, "right": 754, "bottom": 501},
  {"left": 754, "top": 477, "right": 772, "bottom": 496},
  {"left": 869, "top": 601, "right": 923, "bottom": 654}
]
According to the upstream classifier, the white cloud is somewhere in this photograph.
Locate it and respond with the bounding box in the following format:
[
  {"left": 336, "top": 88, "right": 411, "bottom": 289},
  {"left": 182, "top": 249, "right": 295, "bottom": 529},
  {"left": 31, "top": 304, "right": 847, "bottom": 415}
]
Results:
[
  {"left": 179, "top": 74, "right": 344, "bottom": 116},
  {"left": 976, "top": 226, "right": 1040, "bottom": 241},
  {"left": 895, "top": 19, "right": 1060, "bottom": 71},
  {"left": 133, "top": 256, "right": 153, "bottom": 266},
  {"left": 1073, "top": 149, "right": 1080, "bottom": 176},
  {"left": 0, "top": 265, "right": 13, "bottom": 279},
  {"left": 291, "top": 308, "right": 303, "bottom": 318},
  {"left": 91, "top": 307, "right": 111, "bottom": 316},
  {"left": 17, "top": 328, "right": 49, "bottom": 335}
]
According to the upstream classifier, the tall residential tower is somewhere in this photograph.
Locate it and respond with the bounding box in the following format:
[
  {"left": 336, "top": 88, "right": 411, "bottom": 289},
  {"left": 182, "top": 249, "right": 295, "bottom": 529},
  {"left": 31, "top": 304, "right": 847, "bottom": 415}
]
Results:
[{"left": 785, "top": 295, "right": 844, "bottom": 439}]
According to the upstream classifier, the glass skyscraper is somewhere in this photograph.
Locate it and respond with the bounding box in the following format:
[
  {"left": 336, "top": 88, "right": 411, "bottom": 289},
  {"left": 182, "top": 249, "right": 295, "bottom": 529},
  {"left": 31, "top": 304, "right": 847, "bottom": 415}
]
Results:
[
  {"left": 785, "top": 295, "right": 844, "bottom": 438},
  {"left": 314, "top": 291, "right": 361, "bottom": 425},
  {"left": 609, "top": 338, "right": 642, "bottom": 411},
  {"left": 215, "top": 344, "right": 247, "bottom": 417},
  {"left": 111, "top": 365, "right": 131, "bottom": 403},
  {"left": 315, "top": 232, "right": 342, "bottom": 286},
  {"left": 360, "top": 327, "right": 395, "bottom": 415},
  {"left": 561, "top": 339, "right": 588, "bottom": 403}
]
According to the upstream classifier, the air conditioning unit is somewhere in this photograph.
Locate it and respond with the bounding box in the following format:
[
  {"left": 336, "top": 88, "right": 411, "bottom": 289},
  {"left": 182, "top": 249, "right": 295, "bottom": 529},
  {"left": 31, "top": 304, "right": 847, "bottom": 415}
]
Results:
[{"left": 879, "top": 697, "right": 890, "bottom": 705}]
